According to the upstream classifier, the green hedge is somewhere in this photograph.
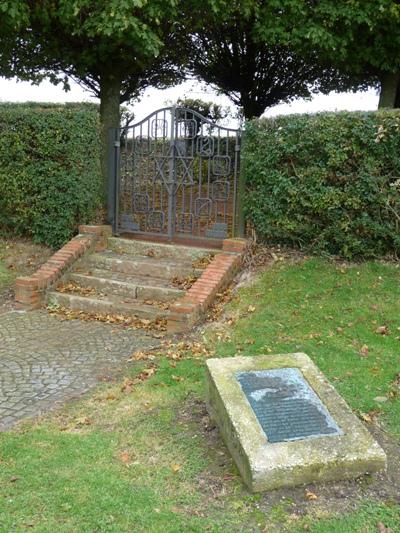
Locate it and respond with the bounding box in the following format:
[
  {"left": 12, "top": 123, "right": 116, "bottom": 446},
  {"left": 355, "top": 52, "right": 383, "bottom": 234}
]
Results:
[
  {"left": 0, "top": 102, "right": 102, "bottom": 248},
  {"left": 243, "top": 110, "right": 400, "bottom": 258}
]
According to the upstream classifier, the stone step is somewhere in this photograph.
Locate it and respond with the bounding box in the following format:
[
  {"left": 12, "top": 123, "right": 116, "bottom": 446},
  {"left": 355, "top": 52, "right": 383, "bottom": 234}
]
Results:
[
  {"left": 85, "top": 251, "right": 199, "bottom": 280},
  {"left": 46, "top": 291, "right": 169, "bottom": 320},
  {"left": 68, "top": 272, "right": 184, "bottom": 302},
  {"left": 108, "top": 237, "right": 215, "bottom": 262}
]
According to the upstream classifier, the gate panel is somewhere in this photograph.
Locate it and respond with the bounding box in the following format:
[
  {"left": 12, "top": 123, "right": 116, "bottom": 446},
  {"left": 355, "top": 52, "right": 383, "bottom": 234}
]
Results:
[{"left": 113, "top": 107, "right": 241, "bottom": 240}]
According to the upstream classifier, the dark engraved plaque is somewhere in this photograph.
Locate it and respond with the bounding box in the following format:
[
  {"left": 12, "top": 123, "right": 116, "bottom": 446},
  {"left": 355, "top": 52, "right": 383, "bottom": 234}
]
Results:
[{"left": 236, "top": 368, "right": 343, "bottom": 443}]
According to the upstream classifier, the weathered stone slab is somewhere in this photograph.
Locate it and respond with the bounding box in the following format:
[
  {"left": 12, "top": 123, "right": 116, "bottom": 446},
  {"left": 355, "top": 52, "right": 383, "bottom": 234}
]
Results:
[{"left": 205, "top": 353, "right": 387, "bottom": 492}]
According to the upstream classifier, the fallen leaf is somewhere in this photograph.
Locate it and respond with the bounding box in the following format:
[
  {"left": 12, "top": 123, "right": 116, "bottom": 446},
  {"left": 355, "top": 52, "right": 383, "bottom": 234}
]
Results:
[
  {"left": 374, "top": 396, "right": 388, "bottom": 403},
  {"left": 121, "top": 378, "right": 134, "bottom": 393},
  {"left": 75, "top": 416, "right": 91, "bottom": 426},
  {"left": 172, "top": 375, "right": 184, "bottom": 382},
  {"left": 375, "top": 325, "right": 389, "bottom": 335},
  {"left": 377, "top": 522, "right": 392, "bottom": 533},
  {"left": 171, "top": 463, "right": 181, "bottom": 473},
  {"left": 359, "top": 344, "right": 369, "bottom": 357},
  {"left": 106, "top": 393, "right": 117, "bottom": 401},
  {"left": 305, "top": 489, "right": 318, "bottom": 500},
  {"left": 118, "top": 451, "right": 131, "bottom": 464},
  {"left": 248, "top": 305, "right": 256, "bottom": 313}
]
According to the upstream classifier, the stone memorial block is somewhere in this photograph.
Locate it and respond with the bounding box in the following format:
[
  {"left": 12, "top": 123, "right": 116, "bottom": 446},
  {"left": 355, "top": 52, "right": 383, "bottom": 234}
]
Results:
[{"left": 205, "top": 353, "right": 386, "bottom": 492}]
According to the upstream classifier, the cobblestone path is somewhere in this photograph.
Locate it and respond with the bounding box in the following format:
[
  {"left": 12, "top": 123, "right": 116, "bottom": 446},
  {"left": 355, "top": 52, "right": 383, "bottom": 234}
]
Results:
[{"left": 0, "top": 311, "right": 160, "bottom": 430}]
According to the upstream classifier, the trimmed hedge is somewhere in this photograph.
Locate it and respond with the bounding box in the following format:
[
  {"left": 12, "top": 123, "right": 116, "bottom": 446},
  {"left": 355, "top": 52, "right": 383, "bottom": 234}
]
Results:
[
  {"left": 0, "top": 103, "right": 102, "bottom": 248},
  {"left": 243, "top": 110, "right": 400, "bottom": 259}
]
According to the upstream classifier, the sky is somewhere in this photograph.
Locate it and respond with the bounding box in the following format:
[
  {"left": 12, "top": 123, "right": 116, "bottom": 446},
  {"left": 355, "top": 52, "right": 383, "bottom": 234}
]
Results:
[{"left": 0, "top": 76, "right": 380, "bottom": 128}]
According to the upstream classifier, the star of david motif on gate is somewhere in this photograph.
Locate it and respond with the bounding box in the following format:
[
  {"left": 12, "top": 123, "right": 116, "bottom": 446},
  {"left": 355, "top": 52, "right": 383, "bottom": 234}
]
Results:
[{"left": 154, "top": 151, "right": 173, "bottom": 190}]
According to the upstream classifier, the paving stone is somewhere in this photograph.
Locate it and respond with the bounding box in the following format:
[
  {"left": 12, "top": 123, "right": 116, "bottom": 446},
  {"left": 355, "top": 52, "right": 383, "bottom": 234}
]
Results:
[{"left": 0, "top": 310, "right": 160, "bottom": 430}]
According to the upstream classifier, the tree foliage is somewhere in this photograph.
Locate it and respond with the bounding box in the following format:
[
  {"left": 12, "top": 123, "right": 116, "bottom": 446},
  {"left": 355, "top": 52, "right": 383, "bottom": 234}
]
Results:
[
  {"left": 253, "top": 0, "right": 400, "bottom": 107},
  {"left": 0, "top": 0, "right": 186, "bottom": 193},
  {"left": 184, "top": 1, "right": 371, "bottom": 119}
]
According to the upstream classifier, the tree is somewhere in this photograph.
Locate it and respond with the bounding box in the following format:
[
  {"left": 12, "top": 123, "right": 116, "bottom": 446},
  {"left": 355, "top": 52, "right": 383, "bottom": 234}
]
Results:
[
  {"left": 0, "top": 0, "right": 185, "bottom": 194},
  {"left": 252, "top": 0, "right": 400, "bottom": 109},
  {"left": 170, "top": 97, "right": 232, "bottom": 123},
  {"left": 184, "top": 3, "right": 363, "bottom": 119}
]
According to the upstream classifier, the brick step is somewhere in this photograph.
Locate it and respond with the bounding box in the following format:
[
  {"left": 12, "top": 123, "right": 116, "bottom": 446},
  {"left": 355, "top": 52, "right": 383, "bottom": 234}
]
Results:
[
  {"left": 108, "top": 237, "right": 215, "bottom": 262},
  {"left": 68, "top": 272, "right": 184, "bottom": 302},
  {"left": 46, "top": 291, "right": 169, "bottom": 320},
  {"left": 84, "top": 251, "right": 200, "bottom": 280}
]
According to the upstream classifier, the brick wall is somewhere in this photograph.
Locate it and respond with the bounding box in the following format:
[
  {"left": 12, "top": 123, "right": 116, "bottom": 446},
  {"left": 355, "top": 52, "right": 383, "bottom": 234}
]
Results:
[
  {"left": 167, "top": 238, "right": 247, "bottom": 333},
  {"left": 15, "top": 225, "right": 111, "bottom": 310}
]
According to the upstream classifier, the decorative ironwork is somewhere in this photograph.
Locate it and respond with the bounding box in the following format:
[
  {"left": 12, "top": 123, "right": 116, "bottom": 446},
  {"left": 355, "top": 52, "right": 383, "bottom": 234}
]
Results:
[
  {"left": 212, "top": 180, "right": 230, "bottom": 201},
  {"left": 213, "top": 155, "right": 231, "bottom": 176},
  {"left": 194, "top": 197, "right": 212, "bottom": 217},
  {"left": 197, "top": 136, "right": 214, "bottom": 157},
  {"left": 146, "top": 211, "right": 165, "bottom": 232},
  {"left": 133, "top": 192, "right": 150, "bottom": 213},
  {"left": 176, "top": 212, "right": 194, "bottom": 233},
  {"left": 151, "top": 119, "right": 168, "bottom": 138},
  {"left": 112, "top": 106, "right": 241, "bottom": 239}
]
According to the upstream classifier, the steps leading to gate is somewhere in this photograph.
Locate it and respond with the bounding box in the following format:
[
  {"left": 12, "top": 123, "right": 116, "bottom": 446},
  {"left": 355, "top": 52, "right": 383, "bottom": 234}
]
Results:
[
  {"left": 107, "top": 237, "right": 216, "bottom": 261},
  {"left": 46, "top": 237, "right": 213, "bottom": 325},
  {"left": 46, "top": 291, "right": 168, "bottom": 320},
  {"left": 85, "top": 250, "right": 201, "bottom": 280},
  {"left": 69, "top": 271, "right": 184, "bottom": 302}
]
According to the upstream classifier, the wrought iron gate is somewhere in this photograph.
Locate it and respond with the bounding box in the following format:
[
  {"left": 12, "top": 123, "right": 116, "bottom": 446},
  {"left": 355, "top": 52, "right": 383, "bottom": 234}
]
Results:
[{"left": 108, "top": 107, "right": 242, "bottom": 241}]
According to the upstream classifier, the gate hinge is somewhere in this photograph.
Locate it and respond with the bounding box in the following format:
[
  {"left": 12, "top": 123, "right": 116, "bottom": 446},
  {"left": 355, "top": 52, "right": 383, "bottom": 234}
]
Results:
[
  {"left": 114, "top": 141, "right": 120, "bottom": 147},
  {"left": 235, "top": 144, "right": 240, "bottom": 152}
]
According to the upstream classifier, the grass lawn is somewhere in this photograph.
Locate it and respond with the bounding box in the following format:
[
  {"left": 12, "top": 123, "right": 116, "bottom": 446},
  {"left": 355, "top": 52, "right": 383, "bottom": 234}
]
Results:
[{"left": 0, "top": 256, "right": 399, "bottom": 532}]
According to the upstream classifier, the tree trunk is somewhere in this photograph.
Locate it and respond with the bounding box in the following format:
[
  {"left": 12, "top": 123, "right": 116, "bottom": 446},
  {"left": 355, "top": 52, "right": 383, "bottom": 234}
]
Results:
[
  {"left": 378, "top": 72, "right": 400, "bottom": 108},
  {"left": 241, "top": 97, "right": 266, "bottom": 120},
  {"left": 99, "top": 74, "right": 122, "bottom": 223}
]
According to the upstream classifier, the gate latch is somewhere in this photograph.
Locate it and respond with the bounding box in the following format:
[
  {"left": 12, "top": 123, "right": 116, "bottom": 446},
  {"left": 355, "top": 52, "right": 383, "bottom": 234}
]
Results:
[{"left": 114, "top": 141, "right": 120, "bottom": 147}]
